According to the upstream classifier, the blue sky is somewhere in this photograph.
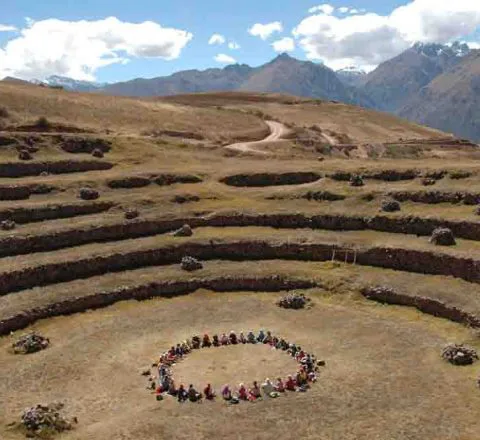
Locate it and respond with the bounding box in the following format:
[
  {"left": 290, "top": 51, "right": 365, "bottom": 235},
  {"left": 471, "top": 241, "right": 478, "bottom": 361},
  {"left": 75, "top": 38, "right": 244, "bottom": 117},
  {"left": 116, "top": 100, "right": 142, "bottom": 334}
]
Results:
[{"left": 0, "top": 0, "right": 479, "bottom": 82}]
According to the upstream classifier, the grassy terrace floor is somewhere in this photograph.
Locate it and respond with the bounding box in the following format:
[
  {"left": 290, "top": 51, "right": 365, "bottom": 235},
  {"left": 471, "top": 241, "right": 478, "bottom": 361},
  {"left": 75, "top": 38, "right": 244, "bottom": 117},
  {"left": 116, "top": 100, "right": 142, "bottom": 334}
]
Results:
[
  {"left": 1, "top": 291, "right": 479, "bottom": 440},
  {"left": 2, "top": 260, "right": 480, "bottom": 324},
  {"left": 3, "top": 225, "right": 480, "bottom": 271}
]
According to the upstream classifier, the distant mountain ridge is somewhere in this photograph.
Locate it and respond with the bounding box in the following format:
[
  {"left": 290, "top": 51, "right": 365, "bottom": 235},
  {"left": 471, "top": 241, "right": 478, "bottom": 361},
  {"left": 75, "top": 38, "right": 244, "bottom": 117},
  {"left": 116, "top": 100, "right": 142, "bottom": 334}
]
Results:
[
  {"left": 32, "top": 75, "right": 104, "bottom": 92},
  {"left": 3, "top": 41, "right": 479, "bottom": 141},
  {"left": 101, "top": 53, "right": 374, "bottom": 108},
  {"left": 360, "top": 41, "right": 471, "bottom": 111},
  {"left": 398, "top": 49, "right": 480, "bottom": 142}
]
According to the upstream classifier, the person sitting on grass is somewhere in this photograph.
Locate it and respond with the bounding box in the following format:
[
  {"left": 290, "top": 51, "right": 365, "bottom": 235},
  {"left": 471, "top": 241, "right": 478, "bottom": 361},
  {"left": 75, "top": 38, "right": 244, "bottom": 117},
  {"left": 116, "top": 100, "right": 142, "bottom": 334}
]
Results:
[
  {"left": 308, "top": 371, "right": 317, "bottom": 382},
  {"left": 220, "top": 333, "right": 229, "bottom": 345},
  {"left": 222, "top": 384, "right": 232, "bottom": 400},
  {"left": 257, "top": 330, "right": 266, "bottom": 343},
  {"left": 202, "top": 334, "right": 212, "bottom": 348},
  {"left": 263, "top": 331, "right": 273, "bottom": 345},
  {"left": 182, "top": 341, "right": 191, "bottom": 354},
  {"left": 295, "top": 349, "right": 306, "bottom": 362},
  {"left": 192, "top": 335, "right": 201, "bottom": 349},
  {"left": 247, "top": 331, "right": 256, "bottom": 344},
  {"left": 285, "top": 375, "right": 296, "bottom": 391},
  {"left": 229, "top": 331, "right": 238, "bottom": 345},
  {"left": 296, "top": 367, "right": 308, "bottom": 387},
  {"left": 248, "top": 381, "right": 262, "bottom": 401},
  {"left": 204, "top": 383, "right": 215, "bottom": 400},
  {"left": 239, "top": 332, "right": 247, "bottom": 344},
  {"left": 275, "top": 378, "right": 285, "bottom": 392},
  {"left": 158, "top": 364, "right": 168, "bottom": 380},
  {"left": 212, "top": 334, "right": 220, "bottom": 347},
  {"left": 238, "top": 383, "right": 248, "bottom": 400},
  {"left": 155, "top": 385, "right": 163, "bottom": 401},
  {"left": 261, "top": 378, "right": 275, "bottom": 396},
  {"left": 175, "top": 344, "right": 183, "bottom": 357},
  {"left": 178, "top": 384, "right": 187, "bottom": 402},
  {"left": 188, "top": 384, "right": 202, "bottom": 402},
  {"left": 160, "top": 376, "right": 170, "bottom": 393},
  {"left": 168, "top": 379, "right": 178, "bottom": 396}
]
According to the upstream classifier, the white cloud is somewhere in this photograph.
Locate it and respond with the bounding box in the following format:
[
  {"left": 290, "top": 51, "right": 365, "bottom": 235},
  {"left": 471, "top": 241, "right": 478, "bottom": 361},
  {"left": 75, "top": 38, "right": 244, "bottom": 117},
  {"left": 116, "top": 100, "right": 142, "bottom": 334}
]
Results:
[
  {"left": 308, "top": 4, "right": 335, "bottom": 15},
  {"left": 228, "top": 41, "right": 241, "bottom": 50},
  {"left": 349, "top": 8, "right": 360, "bottom": 14},
  {"left": 208, "top": 33, "right": 226, "bottom": 45},
  {"left": 0, "top": 24, "right": 17, "bottom": 32},
  {"left": 214, "top": 53, "right": 236, "bottom": 64},
  {"left": 248, "top": 21, "right": 283, "bottom": 40},
  {"left": 293, "top": 0, "right": 480, "bottom": 71},
  {"left": 0, "top": 17, "right": 193, "bottom": 81},
  {"left": 338, "top": 7, "right": 350, "bottom": 14},
  {"left": 272, "top": 37, "right": 295, "bottom": 53}
]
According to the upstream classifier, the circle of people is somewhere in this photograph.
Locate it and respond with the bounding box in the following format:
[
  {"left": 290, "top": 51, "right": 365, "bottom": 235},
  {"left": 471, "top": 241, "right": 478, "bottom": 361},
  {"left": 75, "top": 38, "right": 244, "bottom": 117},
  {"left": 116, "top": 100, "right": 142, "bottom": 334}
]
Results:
[{"left": 155, "top": 330, "right": 322, "bottom": 404}]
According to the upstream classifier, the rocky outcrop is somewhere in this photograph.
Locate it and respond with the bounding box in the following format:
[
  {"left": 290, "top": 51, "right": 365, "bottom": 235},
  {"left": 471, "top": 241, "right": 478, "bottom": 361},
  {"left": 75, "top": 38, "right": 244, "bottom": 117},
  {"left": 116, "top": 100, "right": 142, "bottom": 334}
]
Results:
[
  {"left": 124, "top": 208, "right": 139, "bottom": 220},
  {"left": 0, "top": 220, "right": 15, "bottom": 230},
  {"left": 221, "top": 172, "right": 321, "bottom": 187},
  {"left": 0, "top": 276, "right": 317, "bottom": 335},
  {"left": 0, "top": 160, "right": 113, "bottom": 177},
  {"left": 3, "top": 212, "right": 480, "bottom": 258},
  {"left": 381, "top": 200, "right": 401, "bottom": 212},
  {"left": 430, "top": 228, "right": 456, "bottom": 246},
  {"left": 361, "top": 286, "right": 480, "bottom": 328},
  {"left": 1, "top": 239, "right": 480, "bottom": 295},
  {"left": 78, "top": 188, "right": 100, "bottom": 200},
  {"left": 181, "top": 256, "right": 203, "bottom": 271}
]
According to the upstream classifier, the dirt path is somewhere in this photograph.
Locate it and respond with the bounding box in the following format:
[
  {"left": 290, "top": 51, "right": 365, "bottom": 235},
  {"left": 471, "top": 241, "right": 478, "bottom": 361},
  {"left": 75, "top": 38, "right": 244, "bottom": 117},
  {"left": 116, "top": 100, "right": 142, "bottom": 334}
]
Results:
[{"left": 224, "top": 120, "right": 289, "bottom": 155}]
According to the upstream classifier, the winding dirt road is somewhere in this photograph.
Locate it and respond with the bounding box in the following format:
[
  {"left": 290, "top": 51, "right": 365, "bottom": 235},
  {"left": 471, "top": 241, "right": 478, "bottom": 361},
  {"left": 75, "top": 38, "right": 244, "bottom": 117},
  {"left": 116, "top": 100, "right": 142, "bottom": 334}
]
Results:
[{"left": 225, "top": 120, "right": 289, "bottom": 155}]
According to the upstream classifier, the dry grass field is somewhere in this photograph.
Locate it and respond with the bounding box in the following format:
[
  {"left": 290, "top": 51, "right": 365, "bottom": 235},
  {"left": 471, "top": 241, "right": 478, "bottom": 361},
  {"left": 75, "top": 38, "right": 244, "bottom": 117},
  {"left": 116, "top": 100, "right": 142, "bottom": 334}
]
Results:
[{"left": 0, "top": 83, "right": 479, "bottom": 440}]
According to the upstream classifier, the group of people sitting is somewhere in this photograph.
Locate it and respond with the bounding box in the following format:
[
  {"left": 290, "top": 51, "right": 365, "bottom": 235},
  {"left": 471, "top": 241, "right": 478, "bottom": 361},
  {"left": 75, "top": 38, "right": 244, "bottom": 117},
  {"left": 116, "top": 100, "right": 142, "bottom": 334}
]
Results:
[{"left": 154, "top": 330, "right": 322, "bottom": 403}]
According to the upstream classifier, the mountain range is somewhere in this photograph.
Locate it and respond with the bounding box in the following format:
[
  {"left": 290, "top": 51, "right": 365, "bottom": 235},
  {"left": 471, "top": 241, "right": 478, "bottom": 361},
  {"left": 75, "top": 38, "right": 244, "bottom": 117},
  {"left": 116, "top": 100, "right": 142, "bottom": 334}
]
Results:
[{"left": 7, "top": 41, "right": 480, "bottom": 141}]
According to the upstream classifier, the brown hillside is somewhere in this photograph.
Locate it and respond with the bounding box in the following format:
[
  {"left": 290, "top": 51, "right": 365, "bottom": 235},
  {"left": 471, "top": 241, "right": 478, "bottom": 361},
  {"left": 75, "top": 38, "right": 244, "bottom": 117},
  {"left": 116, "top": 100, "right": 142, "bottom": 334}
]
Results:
[{"left": 399, "top": 50, "right": 480, "bottom": 142}]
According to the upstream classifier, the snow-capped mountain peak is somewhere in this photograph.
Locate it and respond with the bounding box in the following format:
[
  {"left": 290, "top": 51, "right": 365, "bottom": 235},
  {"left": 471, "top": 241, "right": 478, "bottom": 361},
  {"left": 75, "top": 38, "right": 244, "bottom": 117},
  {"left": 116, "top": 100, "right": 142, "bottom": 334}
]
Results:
[
  {"left": 31, "top": 75, "right": 104, "bottom": 92},
  {"left": 412, "top": 41, "right": 470, "bottom": 59}
]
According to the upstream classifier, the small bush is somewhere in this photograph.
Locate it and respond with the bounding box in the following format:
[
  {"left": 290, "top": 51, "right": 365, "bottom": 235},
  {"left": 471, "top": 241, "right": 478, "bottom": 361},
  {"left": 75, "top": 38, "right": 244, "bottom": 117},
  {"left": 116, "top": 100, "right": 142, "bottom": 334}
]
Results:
[{"left": 35, "top": 116, "right": 51, "bottom": 131}]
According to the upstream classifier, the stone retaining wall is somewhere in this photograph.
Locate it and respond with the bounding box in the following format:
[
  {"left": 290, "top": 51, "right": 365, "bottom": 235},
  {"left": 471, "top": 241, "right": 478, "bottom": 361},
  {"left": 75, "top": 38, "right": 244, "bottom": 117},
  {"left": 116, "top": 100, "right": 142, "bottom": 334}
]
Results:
[
  {"left": 0, "top": 276, "right": 316, "bottom": 335},
  {"left": 0, "top": 201, "right": 115, "bottom": 224},
  {"left": 1, "top": 239, "right": 479, "bottom": 295},
  {"left": 2, "top": 212, "right": 480, "bottom": 257},
  {"left": 361, "top": 286, "right": 480, "bottom": 328},
  {"left": 0, "top": 160, "right": 113, "bottom": 177}
]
